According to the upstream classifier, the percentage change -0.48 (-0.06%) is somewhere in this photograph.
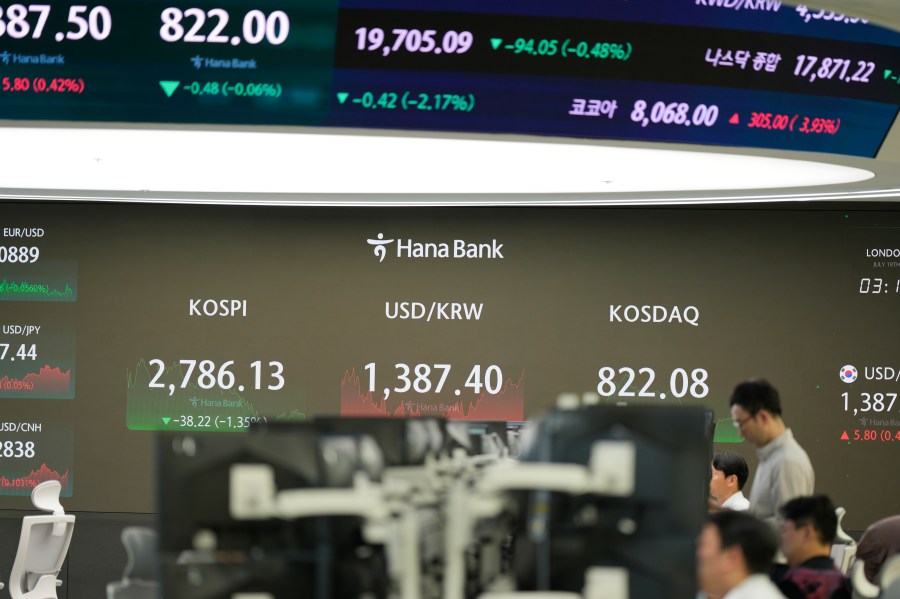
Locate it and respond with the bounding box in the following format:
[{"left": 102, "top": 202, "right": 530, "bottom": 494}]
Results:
[{"left": 158, "top": 80, "right": 282, "bottom": 98}]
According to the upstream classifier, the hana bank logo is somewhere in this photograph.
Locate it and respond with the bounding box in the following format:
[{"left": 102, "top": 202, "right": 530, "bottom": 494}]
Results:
[
  {"left": 367, "top": 233, "right": 394, "bottom": 263},
  {"left": 366, "top": 233, "right": 505, "bottom": 262}
]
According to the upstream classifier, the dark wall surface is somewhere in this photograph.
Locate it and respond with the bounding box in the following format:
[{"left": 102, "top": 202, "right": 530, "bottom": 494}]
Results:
[{"left": 1, "top": 202, "right": 899, "bottom": 530}]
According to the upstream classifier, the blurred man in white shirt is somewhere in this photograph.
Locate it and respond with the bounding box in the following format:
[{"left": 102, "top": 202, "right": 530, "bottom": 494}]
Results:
[
  {"left": 711, "top": 451, "right": 751, "bottom": 511},
  {"left": 697, "top": 510, "right": 786, "bottom": 599}
]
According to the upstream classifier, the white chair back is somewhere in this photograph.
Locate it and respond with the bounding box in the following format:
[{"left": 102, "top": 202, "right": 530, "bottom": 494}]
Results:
[
  {"left": 831, "top": 507, "right": 857, "bottom": 575},
  {"left": 833, "top": 543, "right": 858, "bottom": 575},
  {"left": 106, "top": 527, "right": 159, "bottom": 599},
  {"left": 850, "top": 559, "right": 881, "bottom": 599},
  {"left": 8, "top": 481, "right": 76, "bottom": 599}
]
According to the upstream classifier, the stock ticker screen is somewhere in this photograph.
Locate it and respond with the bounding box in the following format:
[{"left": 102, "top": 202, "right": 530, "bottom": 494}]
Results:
[
  {"left": 0, "top": 201, "right": 899, "bottom": 527},
  {"left": 0, "top": 0, "right": 898, "bottom": 155}
]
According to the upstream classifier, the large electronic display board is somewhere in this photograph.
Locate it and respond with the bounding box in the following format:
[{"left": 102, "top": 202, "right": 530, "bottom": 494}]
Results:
[
  {"left": 0, "top": 201, "right": 898, "bottom": 528},
  {"left": 0, "top": 0, "right": 898, "bottom": 155}
]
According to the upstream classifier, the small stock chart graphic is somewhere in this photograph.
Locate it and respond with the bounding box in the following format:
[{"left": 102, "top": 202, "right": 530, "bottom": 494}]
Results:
[{"left": 340, "top": 368, "right": 525, "bottom": 421}]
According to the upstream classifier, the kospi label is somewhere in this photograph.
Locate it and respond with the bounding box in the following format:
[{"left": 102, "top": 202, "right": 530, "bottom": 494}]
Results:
[{"left": 189, "top": 299, "right": 247, "bottom": 317}]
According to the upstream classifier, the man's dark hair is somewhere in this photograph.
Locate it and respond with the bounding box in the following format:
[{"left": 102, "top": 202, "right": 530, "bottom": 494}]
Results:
[
  {"left": 729, "top": 379, "right": 782, "bottom": 417},
  {"left": 778, "top": 495, "right": 838, "bottom": 545},
  {"left": 712, "top": 451, "right": 750, "bottom": 490},
  {"left": 707, "top": 510, "right": 778, "bottom": 574}
]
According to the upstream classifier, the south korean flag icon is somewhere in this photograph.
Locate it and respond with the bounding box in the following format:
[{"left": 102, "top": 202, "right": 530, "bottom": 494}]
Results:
[{"left": 839, "top": 365, "right": 858, "bottom": 384}]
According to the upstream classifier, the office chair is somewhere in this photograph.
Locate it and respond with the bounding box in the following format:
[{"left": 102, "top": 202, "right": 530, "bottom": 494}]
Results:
[
  {"left": 106, "top": 527, "right": 159, "bottom": 599},
  {"left": 851, "top": 559, "right": 880, "bottom": 599},
  {"left": 832, "top": 507, "right": 858, "bottom": 574},
  {"left": 7, "top": 480, "right": 76, "bottom": 599},
  {"left": 880, "top": 555, "right": 900, "bottom": 590}
]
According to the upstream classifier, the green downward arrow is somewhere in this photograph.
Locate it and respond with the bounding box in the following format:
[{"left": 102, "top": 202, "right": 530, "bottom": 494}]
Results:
[
  {"left": 336, "top": 92, "right": 350, "bottom": 104},
  {"left": 162, "top": 417, "right": 171, "bottom": 425},
  {"left": 159, "top": 81, "right": 180, "bottom": 98},
  {"left": 490, "top": 38, "right": 503, "bottom": 50}
]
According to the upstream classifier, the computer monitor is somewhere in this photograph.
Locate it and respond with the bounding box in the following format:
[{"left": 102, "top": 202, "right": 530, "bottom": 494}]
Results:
[
  {"left": 445, "top": 420, "right": 507, "bottom": 456},
  {"left": 511, "top": 404, "right": 711, "bottom": 598},
  {"left": 156, "top": 425, "right": 390, "bottom": 599},
  {"left": 309, "top": 416, "right": 445, "bottom": 467}
]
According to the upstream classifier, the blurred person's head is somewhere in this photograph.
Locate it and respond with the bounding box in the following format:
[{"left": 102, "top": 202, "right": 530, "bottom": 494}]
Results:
[
  {"left": 710, "top": 451, "right": 749, "bottom": 504},
  {"left": 729, "top": 379, "right": 786, "bottom": 447},
  {"left": 697, "top": 510, "right": 778, "bottom": 597},
  {"left": 778, "top": 495, "right": 837, "bottom": 567}
]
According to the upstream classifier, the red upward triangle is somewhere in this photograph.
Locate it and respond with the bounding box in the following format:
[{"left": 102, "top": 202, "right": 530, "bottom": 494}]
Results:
[
  {"left": 840, "top": 431, "right": 850, "bottom": 441},
  {"left": 728, "top": 113, "right": 740, "bottom": 125}
]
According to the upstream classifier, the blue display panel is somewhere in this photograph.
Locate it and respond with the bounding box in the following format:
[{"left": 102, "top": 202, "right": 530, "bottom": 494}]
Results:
[{"left": 0, "top": 1, "right": 897, "bottom": 155}]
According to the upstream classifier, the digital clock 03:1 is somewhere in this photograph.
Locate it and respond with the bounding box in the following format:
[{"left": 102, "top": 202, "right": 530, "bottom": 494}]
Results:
[{"left": 858, "top": 278, "right": 900, "bottom": 294}]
